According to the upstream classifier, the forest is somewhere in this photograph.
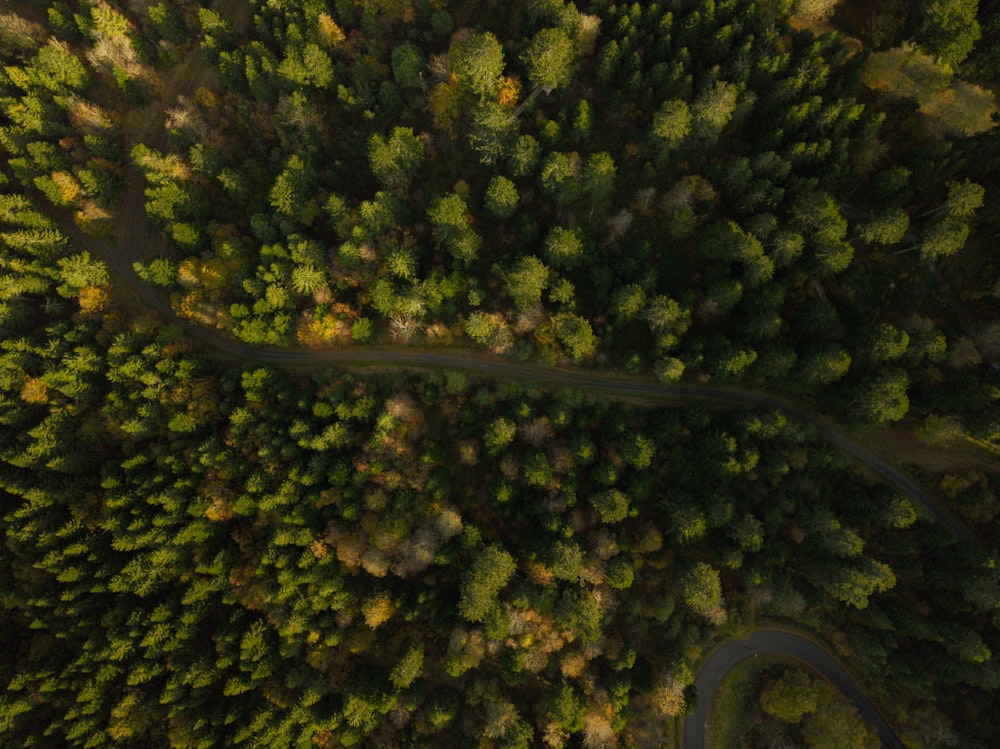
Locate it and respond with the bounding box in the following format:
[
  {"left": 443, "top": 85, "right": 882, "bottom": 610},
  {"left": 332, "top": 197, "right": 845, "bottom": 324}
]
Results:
[{"left": 0, "top": 0, "right": 998, "bottom": 747}]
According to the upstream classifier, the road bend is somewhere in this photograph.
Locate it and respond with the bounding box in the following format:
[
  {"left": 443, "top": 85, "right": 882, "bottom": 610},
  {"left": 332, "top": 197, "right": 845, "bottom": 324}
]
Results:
[{"left": 684, "top": 629, "right": 907, "bottom": 749}]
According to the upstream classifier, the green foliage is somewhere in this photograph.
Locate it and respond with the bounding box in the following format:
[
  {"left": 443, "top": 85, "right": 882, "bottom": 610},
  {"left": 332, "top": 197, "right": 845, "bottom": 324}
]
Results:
[
  {"left": 679, "top": 562, "right": 723, "bottom": 615},
  {"left": 428, "top": 193, "right": 481, "bottom": 264},
  {"left": 859, "top": 208, "right": 909, "bottom": 245},
  {"left": 855, "top": 369, "right": 910, "bottom": 424},
  {"left": 452, "top": 32, "right": 505, "bottom": 98},
  {"left": 351, "top": 317, "right": 373, "bottom": 342},
  {"left": 507, "top": 135, "right": 540, "bottom": 177},
  {"left": 551, "top": 312, "right": 595, "bottom": 359},
  {"left": 690, "top": 81, "right": 738, "bottom": 142},
  {"left": 391, "top": 43, "right": 425, "bottom": 88},
  {"left": 920, "top": 0, "right": 981, "bottom": 66},
  {"left": 32, "top": 42, "right": 90, "bottom": 92},
  {"left": 369, "top": 126, "right": 424, "bottom": 189},
  {"left": 543, "top": 226, "right": 583, "bottom": 269},
  {"left": 269, "top": 154, "right": 313, "bottom": 219},
  {"left": 760, "top": 669, "right": 821, "bottom": 723},
  {"left": 591, "top": 488, "right": 629, "bottom": 523},
  {"left": 470, "top": 101, "right": 517, "bottom": 164},
  {"left": 504, "top": 255, "right": 549, "bottom": 309},
  {"left": 3, "top": 4, "right": 999, "bottom": 745},
  {"left": 458, "top": 545, "right": 516, "bottom": 623},
  {"left": 521, "top": 27, "right": 576, "bottom": 89},
  {"left": 148, "top": 3, "right": 188, "bottom": 44},
  {"left": 605, "top": 557, "right": 635, "bottom": 589},
  {"left": 652, "top": 99, "right": 691, "bottom": 143},
  {"left": 484, "top": 417, "right": 516, "bottom": 454},
  {"left": 484, "top": 176, "right": 519, "bottom": 218},
  {"left": 801, "top": 698, "right": 881, "bottom": 749},
  {"left": 390, "top": 646, "right": 424, "bottom": 689}
]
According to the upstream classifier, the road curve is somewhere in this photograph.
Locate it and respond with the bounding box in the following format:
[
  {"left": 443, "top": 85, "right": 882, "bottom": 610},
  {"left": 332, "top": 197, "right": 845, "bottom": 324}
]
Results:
[
  {"left": 685, "top": 629, "right": 907, "bottom": 749},
  {"left": 1, "top": 158, "right": 977, "bottom": 545}
]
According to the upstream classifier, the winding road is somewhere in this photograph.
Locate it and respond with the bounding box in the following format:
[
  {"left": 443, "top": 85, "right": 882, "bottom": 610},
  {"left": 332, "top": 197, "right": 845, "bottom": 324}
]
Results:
[
  {"left": 0, "top": 144, "right": 980, "bottom": 749},
  {"left": 685, "top": 629, "right": 907, "bottom": 749},
  {"left": 1, "top": 158, "right": 976, "bottom": 545}
]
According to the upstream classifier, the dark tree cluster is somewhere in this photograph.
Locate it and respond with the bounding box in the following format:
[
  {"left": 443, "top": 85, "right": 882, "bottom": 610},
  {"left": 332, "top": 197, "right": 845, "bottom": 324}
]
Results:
[{"left": 1, "top": 1, "right": 999, "bottom": 748}]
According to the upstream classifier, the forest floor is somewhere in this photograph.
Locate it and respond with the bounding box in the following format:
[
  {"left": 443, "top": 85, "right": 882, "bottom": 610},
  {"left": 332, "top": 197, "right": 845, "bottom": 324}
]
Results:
[{"left": 116, "top": 39, "right": 219, "bottom": 266}]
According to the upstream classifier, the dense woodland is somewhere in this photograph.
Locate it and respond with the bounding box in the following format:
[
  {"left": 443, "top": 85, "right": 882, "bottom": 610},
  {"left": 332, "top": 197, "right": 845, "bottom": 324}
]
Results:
[{"left": 1, "top": 0, "right": 999, "bottom": 748}]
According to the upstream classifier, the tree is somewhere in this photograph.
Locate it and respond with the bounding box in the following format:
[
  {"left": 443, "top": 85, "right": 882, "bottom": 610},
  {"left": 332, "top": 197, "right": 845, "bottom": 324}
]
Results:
[
  {"left": 611, "top": 284, "right": 646, "bottom": 319},
  {"left": 801, "top": 698, "right": 880, "bottom": 749},
  {"left": 484, "top": 176, "right": 519, "bottom": 218},
  {"left": 582, "top": 152, "right": 616, "bottom": 203},
  {"left": 690, "top": 81, "right": 738, "bottom": 142},
  {"left": 760, "top": 669, "right": 821, "bottom": 723},
  {"left": 652, "top": 100, "right": 691, "bottom": 144},
  {"left": 855, "top": 369, "right": 909, "bottom": 424},
  {"left": 505, "top": 256, "right": 549, "bottom": 309},
  {"left": 391, "top": 43, "right": 425, "bottom": 88},
  {"left": 452, "top": 32, "right": 505, "bottom": 98},
  {"left": 544, "top": 226, "right": 584, "bottom": 269},
  {"left": 269, "top": 154, "right": 314, "bottom": 219},
  {"left": 290, "top": 264, "right": 326, "bottom": 296},
  {"left": 547, "top": 683, "right": 586, "bottom": 733},
  {"left": 591, "top": 489, "right": 629, "bottom": 523},
  {"left": 650, "top": 674, "right": 688, "bottom": 717},
  {"left": 278, "top": 43, "right": 334, "bottom": 89},
  {"left": 469, "top": 101, "right": 517, "bottom": 164},
  {"left": 484, "top": 417, "right": 516, "bottom": 454},
  {"left": 647, "top": 295, "right": 688, "bottom": 335},
  {"left": 57, "top": 252, "right": 108, "bottom": 293},
  {"left": 507, "top": 134, "right": 540, "bottom": 178},
  {"left": 920, "top": 217, "right": 970, "bottom": 260},
  {"left": 942, "top": 179, "right": 985, "bottom": 219},
  {"left": 920, "top": 0, "right": 981, "bottom": 67},
  {"left": 867, "top": 324, "right": 909, "bottom": 365},
  {"left": 605, "top": 557, "right": 634, "bottom": 590},
  {"left": 800, "top": 345, "right": 851, "bottom": 385},
  {"left": 795, "top": 0, "right": 841, "bottom": 23},
  {"left": 428, "top": 193, "right": 481, "bottom": 264},
  {"left": 552, "top": 313, "right": 596, "bottom": 359},
  {"left": 33, "top": 41, "right": 91, "bottom": 91},
  {"left": 390, "top": 646, "right": 424, "bottom": 689},
  {"left": 368, "top": 127, "right": 424, "bottom": 189},
  {"left": 466, "top": 311, "right": 496, "bottom": 343},
  {"left": 539, "top": 151, "right": 581, "bottom": 205},
  {"left": 548, "top": 541, "right": 585, "bottom": 581},
  {"left": 362, "top": 593, "right": 395, "bottom": 628},
  {"left": 317, "top": 12, "right": 346, "bottom": 48},
  {"left": 820, "top": 557, "right": 897, "bottom": 609},
  {"left": 655, "top": 357, "right": 686, "bottom": 382},
  {"left": 521, "top": 28, "right": 576, "bottom": 90},
  {"left": 678, "top": 562, "right": 723, "bottom": 615},
  {"left": 859, "top": 208, "right": 909, "bottom": 245},
  {"left": 458, "top": 545, "right": 516, "bottom": 622},
  {"left": 0, "top": 12, "right": 44, "bottom": 53}
]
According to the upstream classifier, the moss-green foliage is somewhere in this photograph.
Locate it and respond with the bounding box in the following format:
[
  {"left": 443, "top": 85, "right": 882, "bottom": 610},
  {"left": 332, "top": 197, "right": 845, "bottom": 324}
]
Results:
[
  {"left": 91, "top": 0, "right": 994, "bottom": 446},
  {"left": 1, "top": 1, "right": 1000, "bottom": 747}
]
